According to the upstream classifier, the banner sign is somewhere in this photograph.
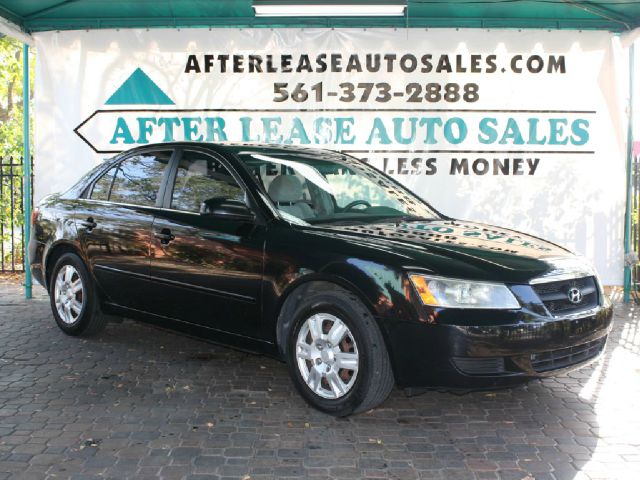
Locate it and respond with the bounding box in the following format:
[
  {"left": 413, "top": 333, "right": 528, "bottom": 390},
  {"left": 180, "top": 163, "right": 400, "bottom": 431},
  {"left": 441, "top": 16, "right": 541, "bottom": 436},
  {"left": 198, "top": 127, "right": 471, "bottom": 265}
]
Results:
[{"left": 34, "top": 28, "right": 627, "bottom": 284}]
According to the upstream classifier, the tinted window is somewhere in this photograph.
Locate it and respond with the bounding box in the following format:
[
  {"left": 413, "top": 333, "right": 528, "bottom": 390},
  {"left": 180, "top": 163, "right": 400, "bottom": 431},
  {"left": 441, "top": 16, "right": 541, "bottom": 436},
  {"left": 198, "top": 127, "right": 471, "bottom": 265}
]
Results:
[
  {"left": 171, "top": 151, "right": 244, "bottom": 213},
  {"left": 108, "top": 151, "right": 171, "bottom": 206},
  {"left": 66, "top": 161, "right": 115, "bottom": 199},
  {"left": 91, "top": 166, "right": 116, "bottom": 201}
]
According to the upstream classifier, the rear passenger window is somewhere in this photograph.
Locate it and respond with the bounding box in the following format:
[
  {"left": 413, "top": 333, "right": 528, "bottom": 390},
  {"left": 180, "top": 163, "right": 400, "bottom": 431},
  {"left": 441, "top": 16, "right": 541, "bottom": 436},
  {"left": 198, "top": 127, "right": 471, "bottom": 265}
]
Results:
[
  {"left": 93, "top": 151, "right": 171, "bottom": 206},
  {"left": 91, "top": 167, "right": 116, "bottom": 201}
]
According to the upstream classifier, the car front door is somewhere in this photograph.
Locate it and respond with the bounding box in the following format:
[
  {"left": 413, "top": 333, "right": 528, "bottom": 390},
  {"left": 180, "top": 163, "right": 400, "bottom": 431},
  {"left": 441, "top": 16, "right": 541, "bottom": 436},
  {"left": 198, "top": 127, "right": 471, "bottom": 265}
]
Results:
[
  {"left": 146, "top": 149, "right": 265, "bottom": 339},
  {"left": 75, "top": 149, "right": 174, "bottom": 312}
]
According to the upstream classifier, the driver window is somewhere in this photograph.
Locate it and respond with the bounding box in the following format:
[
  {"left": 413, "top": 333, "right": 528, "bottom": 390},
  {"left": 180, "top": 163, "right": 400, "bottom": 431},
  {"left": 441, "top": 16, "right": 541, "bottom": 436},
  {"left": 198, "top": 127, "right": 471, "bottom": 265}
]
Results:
[
  {"left": 171, "top": 152, "right": 245, "bottom": 213},
  {"left": 252, "top": 163, "right": 318, "bottom": 220}
]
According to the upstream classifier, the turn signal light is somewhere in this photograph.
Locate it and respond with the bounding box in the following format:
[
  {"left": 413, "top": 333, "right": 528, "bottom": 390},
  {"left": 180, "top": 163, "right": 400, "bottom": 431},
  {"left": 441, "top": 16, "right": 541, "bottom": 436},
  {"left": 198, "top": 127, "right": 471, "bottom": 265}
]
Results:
[{"left": 409, "top": 274, "right": 438, "bottom": 305}]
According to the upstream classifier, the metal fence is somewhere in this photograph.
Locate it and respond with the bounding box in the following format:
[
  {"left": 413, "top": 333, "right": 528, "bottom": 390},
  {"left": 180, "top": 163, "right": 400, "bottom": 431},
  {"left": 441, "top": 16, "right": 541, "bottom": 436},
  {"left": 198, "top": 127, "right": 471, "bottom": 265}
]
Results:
[{"left": 0, "top": 156, "right": 29, "bottom": 273}]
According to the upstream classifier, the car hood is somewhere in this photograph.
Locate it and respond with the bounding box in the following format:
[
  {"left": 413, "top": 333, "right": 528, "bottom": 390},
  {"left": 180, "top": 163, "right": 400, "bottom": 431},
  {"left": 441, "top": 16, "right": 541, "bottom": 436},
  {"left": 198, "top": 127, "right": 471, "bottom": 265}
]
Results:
[{"left": 306, "top": 219, "right": 588, "bottom": 283}]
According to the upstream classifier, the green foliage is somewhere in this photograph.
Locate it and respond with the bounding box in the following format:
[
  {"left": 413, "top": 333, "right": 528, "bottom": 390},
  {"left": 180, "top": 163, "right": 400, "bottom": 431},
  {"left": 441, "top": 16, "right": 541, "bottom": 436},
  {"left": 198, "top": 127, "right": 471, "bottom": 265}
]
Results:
[{"left": 0, "top": 35, "right": 33, "bottom": 270}]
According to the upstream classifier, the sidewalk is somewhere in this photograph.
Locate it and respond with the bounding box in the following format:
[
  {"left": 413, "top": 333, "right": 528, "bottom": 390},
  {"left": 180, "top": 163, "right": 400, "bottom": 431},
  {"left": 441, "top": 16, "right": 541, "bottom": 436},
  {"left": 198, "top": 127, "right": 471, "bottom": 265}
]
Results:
[{"left": 0, "top": 278, "right": 639, "bottom": 480}]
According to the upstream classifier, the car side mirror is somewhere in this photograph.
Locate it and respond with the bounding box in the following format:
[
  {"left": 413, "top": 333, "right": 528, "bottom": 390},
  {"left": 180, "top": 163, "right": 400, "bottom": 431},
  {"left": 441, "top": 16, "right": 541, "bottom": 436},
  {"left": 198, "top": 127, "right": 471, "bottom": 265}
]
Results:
[{"left": 200, "top": 198, "right": 255, "bottom": 221}]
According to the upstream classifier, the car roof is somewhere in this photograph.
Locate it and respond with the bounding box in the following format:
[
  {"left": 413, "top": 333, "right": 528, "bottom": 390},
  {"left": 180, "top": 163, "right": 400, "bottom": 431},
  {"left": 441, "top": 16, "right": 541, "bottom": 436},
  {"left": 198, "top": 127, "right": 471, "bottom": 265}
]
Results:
[{"left": 122, "top": 142, "right": 343, "bottom": 159}]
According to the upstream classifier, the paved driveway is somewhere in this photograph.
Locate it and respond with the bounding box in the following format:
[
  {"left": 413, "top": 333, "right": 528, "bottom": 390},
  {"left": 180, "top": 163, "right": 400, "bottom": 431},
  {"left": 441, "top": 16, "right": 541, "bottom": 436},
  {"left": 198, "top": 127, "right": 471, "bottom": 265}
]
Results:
[{"left": 0, "top": 279, "right": 639, "bottom": 480}]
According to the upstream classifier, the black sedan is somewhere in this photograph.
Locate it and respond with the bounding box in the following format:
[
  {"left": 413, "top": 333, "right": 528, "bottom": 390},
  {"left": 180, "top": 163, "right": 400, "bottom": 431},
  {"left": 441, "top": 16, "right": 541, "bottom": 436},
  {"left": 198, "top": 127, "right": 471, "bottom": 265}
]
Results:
[{"left": 29, "top": 143, "right": 613, "bottom": 416}]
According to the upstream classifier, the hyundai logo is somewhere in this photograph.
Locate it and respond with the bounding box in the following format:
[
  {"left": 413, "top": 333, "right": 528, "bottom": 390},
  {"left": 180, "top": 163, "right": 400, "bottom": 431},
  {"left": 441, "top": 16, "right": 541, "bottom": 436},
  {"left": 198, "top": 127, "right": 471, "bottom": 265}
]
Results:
[{"left": 567, "top": 287, "right": 583, "bottom": 304}]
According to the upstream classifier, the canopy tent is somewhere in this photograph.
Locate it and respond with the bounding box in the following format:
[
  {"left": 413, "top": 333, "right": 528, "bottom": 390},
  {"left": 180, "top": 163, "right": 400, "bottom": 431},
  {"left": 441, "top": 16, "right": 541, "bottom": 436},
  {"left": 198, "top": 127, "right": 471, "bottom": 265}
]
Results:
[
  {"left": 0, "top": 0, "right": 637, "bottom": 300},
  {"left": 0, "top": 0, "right": 638, "bottom": 34}
]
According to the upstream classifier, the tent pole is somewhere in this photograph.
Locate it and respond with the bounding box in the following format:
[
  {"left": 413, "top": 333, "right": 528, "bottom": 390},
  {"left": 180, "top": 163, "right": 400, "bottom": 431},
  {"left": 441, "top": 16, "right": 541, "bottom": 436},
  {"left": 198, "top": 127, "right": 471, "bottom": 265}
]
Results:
[
  {"left": 23, "top": 43, "right": 32, "bottom": 300},
  {"left": 624, "top": 43, "right": 635, "bottom": 304}
]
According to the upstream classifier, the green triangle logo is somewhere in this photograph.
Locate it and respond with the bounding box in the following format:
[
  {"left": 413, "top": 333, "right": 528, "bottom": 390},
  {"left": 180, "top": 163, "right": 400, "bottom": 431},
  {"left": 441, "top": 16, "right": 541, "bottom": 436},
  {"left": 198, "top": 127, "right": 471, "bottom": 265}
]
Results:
[{"left": 105, "top": 68, "right": 175, "bottom": 105}]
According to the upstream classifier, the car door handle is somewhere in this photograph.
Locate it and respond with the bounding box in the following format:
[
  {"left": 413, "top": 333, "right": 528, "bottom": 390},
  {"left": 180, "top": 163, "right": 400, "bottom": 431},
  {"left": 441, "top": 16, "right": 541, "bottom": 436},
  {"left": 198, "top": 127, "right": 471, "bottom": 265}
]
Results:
[
  {"left": 154, "top": 228, "right": 175, "bottom": 245},
  {"left": 77, "top": 217, "right": 97, "bottom": 231}
]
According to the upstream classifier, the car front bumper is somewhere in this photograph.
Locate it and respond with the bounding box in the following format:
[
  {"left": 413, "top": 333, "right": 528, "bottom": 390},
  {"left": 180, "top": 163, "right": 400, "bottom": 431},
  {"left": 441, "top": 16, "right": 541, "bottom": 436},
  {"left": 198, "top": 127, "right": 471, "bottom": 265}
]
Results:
[{"left": 383, "top": 303, "right": 614, "bottom": 389}]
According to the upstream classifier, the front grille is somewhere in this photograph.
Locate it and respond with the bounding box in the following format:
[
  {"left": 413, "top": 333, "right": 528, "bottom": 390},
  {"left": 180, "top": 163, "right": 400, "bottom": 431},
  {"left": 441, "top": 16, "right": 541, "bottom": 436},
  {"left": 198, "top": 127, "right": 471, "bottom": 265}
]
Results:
[
  {"left": 530, "top": 337, "right": 606, "bottom": 372},
  {"left": 532, "top": 276, "right": 599, "bottom": 316}
]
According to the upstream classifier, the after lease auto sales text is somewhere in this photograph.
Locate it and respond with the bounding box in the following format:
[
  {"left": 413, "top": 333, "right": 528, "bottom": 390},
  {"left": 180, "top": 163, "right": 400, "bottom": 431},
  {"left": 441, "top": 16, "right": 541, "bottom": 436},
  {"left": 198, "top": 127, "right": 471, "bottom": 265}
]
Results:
[{"left": 104, "top": 52, "right": 589, "bottom": 176}]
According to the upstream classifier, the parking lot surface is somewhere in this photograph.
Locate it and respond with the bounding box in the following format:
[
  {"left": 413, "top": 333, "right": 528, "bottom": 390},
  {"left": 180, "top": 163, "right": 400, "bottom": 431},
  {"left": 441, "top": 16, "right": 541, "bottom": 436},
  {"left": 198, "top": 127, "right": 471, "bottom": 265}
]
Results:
[{"left": 0, "top": 278, "right": 639, "bottom": 480}]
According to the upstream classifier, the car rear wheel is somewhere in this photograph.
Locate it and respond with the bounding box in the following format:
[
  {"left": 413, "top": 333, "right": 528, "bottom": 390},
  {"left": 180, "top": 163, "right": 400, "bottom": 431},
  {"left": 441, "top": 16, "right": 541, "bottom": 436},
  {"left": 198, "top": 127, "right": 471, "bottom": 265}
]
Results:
[
  {"left": 286, "top": 287, "right": 394, "bottom": 416},
  {"left": 49, "top": 253, "right": 108, "bottom": 336}
]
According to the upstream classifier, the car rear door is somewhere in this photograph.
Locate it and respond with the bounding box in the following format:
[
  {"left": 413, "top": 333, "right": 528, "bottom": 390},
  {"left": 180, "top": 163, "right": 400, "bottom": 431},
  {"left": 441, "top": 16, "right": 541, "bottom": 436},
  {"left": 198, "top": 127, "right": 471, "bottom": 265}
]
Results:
[
  {"left": 75, "top": 149, "right": 174, "bottom": 312},
  {"left": 146, "top": 148, "right": 265, "bottom": 339}
]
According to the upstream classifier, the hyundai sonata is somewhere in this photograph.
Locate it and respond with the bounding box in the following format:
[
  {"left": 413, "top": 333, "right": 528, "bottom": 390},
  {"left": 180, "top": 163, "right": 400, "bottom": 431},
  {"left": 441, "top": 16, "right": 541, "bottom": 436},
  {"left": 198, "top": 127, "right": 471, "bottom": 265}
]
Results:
[{"left": 30, "top": 143, "right": 613, "bottom": 416}]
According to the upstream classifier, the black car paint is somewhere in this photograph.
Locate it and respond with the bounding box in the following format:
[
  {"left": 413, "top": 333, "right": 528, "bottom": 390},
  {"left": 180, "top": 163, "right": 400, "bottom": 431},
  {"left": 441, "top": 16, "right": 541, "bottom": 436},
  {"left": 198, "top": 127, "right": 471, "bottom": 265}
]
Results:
[
  {"left": 29, "top": 143, "right": 613, "bottom": 389},
  {"left": 147, "top": 208, "right": 265, "bottom": 338}
]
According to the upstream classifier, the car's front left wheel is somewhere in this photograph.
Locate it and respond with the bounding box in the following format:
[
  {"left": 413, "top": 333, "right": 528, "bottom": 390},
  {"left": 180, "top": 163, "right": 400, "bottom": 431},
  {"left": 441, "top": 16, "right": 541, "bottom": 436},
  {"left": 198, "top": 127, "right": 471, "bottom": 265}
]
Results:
[
  {"left": 49, "top": 252, "right": 108, "bottom": 336},
  {"left": 286, "top": 287, "right": 394, "bottom": 416}
]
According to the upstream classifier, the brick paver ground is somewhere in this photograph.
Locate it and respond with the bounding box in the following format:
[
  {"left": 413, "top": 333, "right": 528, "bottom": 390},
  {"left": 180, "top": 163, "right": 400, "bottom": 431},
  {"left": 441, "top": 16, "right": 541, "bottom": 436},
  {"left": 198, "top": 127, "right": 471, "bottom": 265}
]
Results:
[{"left": 0, "top": 278, "right": 639, "bottom": 480}]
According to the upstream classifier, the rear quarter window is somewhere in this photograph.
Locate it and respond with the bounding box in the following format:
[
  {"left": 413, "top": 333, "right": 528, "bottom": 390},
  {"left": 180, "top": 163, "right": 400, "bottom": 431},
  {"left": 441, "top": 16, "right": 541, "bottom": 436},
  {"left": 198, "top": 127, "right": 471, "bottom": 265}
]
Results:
[
  {"left": 90, "top": 151, "right": 172, "bottom": 206},
  {"left": 91, "top": 166, "right": 116, "bottom": 201}
]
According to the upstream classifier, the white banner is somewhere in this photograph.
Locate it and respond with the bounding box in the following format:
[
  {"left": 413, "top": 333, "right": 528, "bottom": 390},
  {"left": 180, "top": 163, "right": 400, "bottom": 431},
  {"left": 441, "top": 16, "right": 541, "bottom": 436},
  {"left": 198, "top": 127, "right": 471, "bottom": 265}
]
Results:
[{"left": 34, "top": 28, "right": 628, "bottom": 284}]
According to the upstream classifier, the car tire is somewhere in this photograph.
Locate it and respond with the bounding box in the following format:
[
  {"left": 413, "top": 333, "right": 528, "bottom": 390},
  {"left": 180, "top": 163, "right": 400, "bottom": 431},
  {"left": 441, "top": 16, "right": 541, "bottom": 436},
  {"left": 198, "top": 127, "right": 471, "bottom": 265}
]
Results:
[
  {"left": 286, "top": 287, "right": 394, "bottom": 416},
  {"left": 49, "top": 252, "right": 108, "bottom": 336}
]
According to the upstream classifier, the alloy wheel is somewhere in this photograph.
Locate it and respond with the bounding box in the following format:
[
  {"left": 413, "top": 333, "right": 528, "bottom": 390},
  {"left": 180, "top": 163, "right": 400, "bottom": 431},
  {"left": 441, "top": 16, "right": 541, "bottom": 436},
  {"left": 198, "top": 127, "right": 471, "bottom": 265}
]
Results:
[
  {"left": 295, "top": 313, "right": 359, "bottom": 399},
  {"left": 54, "top": 265, "right": 84, "bottom": 324}
]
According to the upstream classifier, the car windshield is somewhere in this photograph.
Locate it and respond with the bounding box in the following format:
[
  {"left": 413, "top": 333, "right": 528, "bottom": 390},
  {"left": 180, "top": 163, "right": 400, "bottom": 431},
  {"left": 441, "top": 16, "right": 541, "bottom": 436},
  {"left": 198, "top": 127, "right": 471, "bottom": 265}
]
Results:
[{"left": 236, "top": 149, "right": 439, "bottom": 225}]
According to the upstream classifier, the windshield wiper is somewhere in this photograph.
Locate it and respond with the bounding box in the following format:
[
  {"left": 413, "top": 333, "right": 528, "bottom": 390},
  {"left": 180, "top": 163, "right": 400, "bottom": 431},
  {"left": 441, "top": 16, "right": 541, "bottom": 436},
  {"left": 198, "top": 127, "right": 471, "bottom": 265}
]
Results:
[
  {"left": 388, "top": 215, "right": 437, "bottom": 224},
  {"left": 372, "top": 215, "right": 438, "bottom": 226},
  {"left": 309, "top": 215, "right": 438, "bottom": 226},
  {"left": 308, "top": 217, "right": 368, "bottom": 226}
]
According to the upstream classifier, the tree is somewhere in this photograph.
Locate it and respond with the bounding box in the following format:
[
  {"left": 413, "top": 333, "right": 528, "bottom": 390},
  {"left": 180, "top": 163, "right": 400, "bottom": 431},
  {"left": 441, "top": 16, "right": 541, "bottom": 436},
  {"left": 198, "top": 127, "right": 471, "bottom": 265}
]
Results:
[{"left": 0, "top": 35, "right": 33, "bottom": 270}]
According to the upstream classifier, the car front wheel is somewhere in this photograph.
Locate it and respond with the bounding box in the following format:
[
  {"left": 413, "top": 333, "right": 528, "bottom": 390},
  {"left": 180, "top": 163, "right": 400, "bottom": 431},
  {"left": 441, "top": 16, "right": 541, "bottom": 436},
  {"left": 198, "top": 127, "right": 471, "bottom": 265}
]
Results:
[{"left": 286, "top": 287, "right": 394, "bottom": 416}]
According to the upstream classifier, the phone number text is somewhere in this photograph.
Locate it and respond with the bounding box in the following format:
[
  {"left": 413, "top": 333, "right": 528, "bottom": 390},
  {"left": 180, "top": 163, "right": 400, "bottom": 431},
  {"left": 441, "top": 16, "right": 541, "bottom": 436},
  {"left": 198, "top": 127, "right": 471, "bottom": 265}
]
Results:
[{"left": 273, "top": 82, "right": 480, "bottom": 103}]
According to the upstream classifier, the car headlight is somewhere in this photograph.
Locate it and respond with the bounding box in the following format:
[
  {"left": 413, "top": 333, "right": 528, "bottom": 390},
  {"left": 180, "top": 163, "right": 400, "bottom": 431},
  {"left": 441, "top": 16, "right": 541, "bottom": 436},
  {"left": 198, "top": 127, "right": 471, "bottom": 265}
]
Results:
[{"left": 409, "top": 274, "right": 520, "bottom": 309}]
